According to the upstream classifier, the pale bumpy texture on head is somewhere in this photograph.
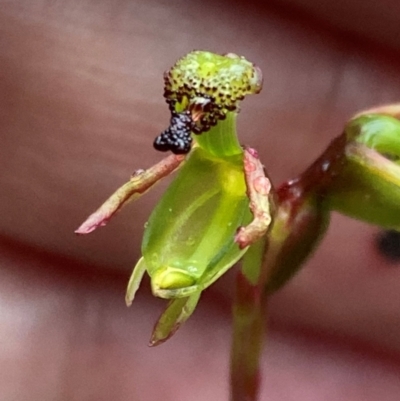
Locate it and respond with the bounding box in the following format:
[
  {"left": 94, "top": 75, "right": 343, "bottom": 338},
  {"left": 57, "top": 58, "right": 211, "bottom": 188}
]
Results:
[{"left": 154, "top": 51, "right": 263, "bottom": 154}]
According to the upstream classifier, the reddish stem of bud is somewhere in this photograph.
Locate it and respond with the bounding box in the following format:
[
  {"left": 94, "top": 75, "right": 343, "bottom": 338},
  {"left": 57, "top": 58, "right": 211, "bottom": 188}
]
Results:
[{"left": 277, "top": 134, "right": 347, "bottom": 209}]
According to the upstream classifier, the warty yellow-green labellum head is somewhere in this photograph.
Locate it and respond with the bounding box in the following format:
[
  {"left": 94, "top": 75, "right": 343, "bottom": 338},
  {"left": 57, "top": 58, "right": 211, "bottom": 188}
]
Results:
[{"left": 154, "top": 50, "right": 263, "bottom": 154}]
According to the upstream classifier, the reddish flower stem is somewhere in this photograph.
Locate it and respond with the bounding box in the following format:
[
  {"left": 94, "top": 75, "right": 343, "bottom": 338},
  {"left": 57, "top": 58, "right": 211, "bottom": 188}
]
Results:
[{"left": 230, "top": 271, "right": 266, "bottom": 401}]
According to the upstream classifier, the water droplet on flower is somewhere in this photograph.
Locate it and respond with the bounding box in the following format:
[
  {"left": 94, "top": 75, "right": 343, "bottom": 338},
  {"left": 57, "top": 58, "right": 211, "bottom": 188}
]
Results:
[{"left": 321, "top": 160, "right": 330, "bottom": 172}]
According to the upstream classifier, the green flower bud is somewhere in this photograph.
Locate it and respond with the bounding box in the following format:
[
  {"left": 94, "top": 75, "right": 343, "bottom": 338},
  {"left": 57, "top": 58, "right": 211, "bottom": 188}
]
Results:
[
  {"left": 346, "top": 114, "right": 400, "bottom": 160},
  {"left": 326, "top": 114, "right": 400, "bottom": 229}
]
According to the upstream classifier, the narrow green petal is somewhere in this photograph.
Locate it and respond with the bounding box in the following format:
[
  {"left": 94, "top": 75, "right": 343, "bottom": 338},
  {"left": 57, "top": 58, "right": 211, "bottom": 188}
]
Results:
[
  {"left": 149, "top": 292, "right": 201, "bottom": 346},
  {"left": 125, "top": 257, "right": 148, "bottom": 306}
]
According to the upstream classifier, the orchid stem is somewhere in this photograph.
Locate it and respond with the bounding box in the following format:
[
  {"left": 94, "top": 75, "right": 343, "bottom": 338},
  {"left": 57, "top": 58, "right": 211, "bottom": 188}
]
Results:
[{"left": 230, "top": 237, "right": 267, "bottom": 401}]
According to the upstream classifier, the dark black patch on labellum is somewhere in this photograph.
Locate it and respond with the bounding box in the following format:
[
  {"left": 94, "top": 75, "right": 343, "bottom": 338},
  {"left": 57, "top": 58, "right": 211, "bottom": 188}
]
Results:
[{"left": 153, "top": 111, "right": 193, "bottom": 154}]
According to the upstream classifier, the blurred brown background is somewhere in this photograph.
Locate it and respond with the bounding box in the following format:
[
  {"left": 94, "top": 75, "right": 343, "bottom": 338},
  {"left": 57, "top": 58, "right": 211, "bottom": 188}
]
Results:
[{"left": 1, "top": 1, "right": 400, "bottom": 400}]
